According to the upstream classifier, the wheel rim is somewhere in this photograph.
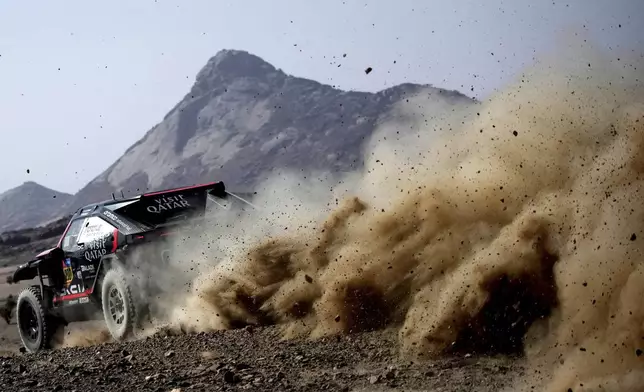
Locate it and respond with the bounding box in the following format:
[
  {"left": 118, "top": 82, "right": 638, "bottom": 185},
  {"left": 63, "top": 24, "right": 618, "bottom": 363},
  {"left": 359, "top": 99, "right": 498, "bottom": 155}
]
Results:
[
  {"left": 108, "top": 285, "right": 126, "bottom": 325},
  {"left": 18, "top": 301, "right": 39, "bottom": 343}
]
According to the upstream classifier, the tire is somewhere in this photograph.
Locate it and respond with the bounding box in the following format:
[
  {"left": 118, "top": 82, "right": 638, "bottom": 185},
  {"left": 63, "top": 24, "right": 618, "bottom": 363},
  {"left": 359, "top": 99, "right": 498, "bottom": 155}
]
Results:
[
  {"left": 101, "top": 268, "right": 137, "bottom": 341},
  {"left": 16, "top": 286, "right": 52, "bottom": 353}
]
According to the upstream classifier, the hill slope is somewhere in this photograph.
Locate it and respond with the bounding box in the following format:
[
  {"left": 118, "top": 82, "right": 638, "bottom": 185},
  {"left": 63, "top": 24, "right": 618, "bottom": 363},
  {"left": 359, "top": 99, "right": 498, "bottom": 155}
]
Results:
[
  {"left": 0, "top": 182, "right": 71, "bottom": 233},
  {"left": 62, "top": 49, "right": 475, "bottom": 212}
]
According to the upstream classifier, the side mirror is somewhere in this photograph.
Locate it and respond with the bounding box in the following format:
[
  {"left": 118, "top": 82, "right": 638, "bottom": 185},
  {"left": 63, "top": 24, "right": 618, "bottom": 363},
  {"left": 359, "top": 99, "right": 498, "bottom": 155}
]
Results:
[{"left": 49, "top": 247, "right": 65, "bottom": 260}]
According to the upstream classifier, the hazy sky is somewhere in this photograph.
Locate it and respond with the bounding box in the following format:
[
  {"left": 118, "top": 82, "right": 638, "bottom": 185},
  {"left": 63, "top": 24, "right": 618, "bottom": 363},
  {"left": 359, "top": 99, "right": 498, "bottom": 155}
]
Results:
[{"left": 0, "top": 0, "right": 642, "bottom": 194}]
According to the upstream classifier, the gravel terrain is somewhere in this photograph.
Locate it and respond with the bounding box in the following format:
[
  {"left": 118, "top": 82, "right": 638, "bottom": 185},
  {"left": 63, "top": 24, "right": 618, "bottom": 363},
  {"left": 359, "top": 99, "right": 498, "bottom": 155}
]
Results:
[{"left": 0, "top": 325, "right": 523, "bottom": 392}]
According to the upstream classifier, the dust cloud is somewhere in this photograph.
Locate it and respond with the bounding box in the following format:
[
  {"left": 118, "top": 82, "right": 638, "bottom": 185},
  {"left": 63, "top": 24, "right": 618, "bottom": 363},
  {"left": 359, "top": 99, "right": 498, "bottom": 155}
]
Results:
[
  {"left": 52, "top": 322, "right": 112, "bottom": 349},
  {"left": 144, "top": 41, "right": 644, "bottom": 392}
]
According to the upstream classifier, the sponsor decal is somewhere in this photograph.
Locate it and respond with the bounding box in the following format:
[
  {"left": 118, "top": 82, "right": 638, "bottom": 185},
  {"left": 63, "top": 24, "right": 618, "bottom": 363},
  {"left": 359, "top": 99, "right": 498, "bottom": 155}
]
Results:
[
  {"left": 66, "top": 299, "right": 79, "bottom": 306},
  {"left": 82, "top": 223, "right": 103, "bottom": 239},
  {"left": 79, "top": 297, "right": 89, "bottom": 304},
  {"left": 84, "top": 249, "right": 107, "bottom": 261},
  {"left": 63, "top": 259, "right": 73, "bottom": 285},
  {"left": 103, "top": 210, "right": 133, "bottom": 232},
  {"left": 87, "top": 237, "right": 107, "bottom": 250},
  {"left": 64, "top": 284, "right": 83, "bottom": 296},
  {"left": 76, "top": 270, "right": 82, "bottom": 279},
  {"left": 80, "top": 265, "right": 95, "bottom": 273},
  {"left": 147, "top": 194, "right": 190, "bottom": 214},
  {"left": 84, "top": 237, "right": 108, "bottom": 261},
  {"left": 85, "top": 250, "right": 107, "bottom": 261}
]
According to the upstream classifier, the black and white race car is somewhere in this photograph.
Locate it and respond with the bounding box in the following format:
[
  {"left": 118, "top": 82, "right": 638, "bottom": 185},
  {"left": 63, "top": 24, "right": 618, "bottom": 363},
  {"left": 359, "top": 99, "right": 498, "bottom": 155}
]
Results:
[{"left": 7, "top": 181, "right": 255, "bottom": 353}]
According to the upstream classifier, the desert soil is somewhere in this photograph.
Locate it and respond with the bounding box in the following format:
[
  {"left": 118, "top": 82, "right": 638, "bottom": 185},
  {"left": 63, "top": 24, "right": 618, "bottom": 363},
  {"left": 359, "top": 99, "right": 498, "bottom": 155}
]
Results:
[
  {"left": 0, "top": 323, "right": 524, "bottom": 392},
  {"left": 0, "top": 270, "right": 524, "bottom": 392}
]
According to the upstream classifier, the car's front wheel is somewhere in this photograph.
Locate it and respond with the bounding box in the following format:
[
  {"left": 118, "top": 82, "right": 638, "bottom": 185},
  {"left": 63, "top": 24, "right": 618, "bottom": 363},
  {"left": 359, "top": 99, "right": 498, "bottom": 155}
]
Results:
[
  {"left": 101, "top": 268, "right": 137, "bottom": 341},
  {"left": 16, "top": 286, "right": 53, "bottom": 353}
]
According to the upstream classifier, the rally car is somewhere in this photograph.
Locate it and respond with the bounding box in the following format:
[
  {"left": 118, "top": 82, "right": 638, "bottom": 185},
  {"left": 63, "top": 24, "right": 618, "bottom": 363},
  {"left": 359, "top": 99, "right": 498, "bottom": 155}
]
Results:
[{"left": 7, "top": 181, "right": 256, "bottom": 353}]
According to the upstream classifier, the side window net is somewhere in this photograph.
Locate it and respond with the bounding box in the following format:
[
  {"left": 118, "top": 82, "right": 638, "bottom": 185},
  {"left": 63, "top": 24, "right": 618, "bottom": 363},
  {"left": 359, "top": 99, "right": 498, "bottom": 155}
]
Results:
[{"left": 61, "top": 219, "right": 85, "bottom": 252}]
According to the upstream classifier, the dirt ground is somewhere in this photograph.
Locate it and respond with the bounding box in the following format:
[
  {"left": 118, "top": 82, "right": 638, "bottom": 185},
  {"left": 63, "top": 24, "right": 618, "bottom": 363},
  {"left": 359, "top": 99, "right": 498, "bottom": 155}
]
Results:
[
  {"left": 0, "top": 272, "right": 522, "bottom": 392},
  {"left": 0, "top": 326, "right": 524, "bottom": 392},
  {"left": 0, "top": 269, "right": 38, "bottom": 356}
]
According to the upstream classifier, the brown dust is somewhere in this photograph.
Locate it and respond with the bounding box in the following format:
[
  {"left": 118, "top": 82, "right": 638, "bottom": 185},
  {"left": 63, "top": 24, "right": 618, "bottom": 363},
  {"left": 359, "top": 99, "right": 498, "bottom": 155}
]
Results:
[{"left": 165, "top": 45, "right": 644, "bottom": 391}]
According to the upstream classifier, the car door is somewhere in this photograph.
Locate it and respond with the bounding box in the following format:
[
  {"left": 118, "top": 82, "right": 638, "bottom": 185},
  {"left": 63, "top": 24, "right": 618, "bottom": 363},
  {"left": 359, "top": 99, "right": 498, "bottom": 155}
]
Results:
[
  {"left": 59, "top": 217, "right": 88, "bottom": 297},
  {"left": 74, "top": 216, "right": 117, "bottom": 290}
]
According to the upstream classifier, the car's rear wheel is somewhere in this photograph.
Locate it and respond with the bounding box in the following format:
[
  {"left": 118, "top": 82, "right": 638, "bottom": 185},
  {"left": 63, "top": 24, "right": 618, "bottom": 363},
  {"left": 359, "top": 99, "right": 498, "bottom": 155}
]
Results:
[
  {"left": 16, "top": 286, "right": 53, "bottom": 353},
  {"left": 101, "top": 268, "right": 137, "bottom": 341}
]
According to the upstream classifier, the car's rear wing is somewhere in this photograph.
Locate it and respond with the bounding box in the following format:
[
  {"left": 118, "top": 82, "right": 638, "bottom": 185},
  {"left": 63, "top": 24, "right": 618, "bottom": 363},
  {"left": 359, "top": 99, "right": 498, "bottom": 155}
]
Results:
[
  {"left": 7, "top": 247, "right": 64, "bottom": 284},
  {"left": 102, "top": 181, "right": 256, "bottom": 232}
]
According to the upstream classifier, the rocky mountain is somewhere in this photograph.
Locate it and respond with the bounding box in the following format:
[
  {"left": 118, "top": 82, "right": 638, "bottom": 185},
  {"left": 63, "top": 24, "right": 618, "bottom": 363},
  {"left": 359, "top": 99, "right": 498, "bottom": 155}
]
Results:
[
  {"left": 0, "top": 49, "right": 475, "bottom": 234},
  {"left": 0, "top": 182, "right": 72, "bottom": 233},
  {"left": 61, "top": 49, "right": 476, "bottom": 213}
]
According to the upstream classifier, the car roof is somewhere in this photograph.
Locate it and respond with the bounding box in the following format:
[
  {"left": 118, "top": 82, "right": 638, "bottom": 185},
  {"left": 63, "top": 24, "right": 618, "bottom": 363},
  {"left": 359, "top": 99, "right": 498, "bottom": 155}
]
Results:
[
  {"left": 70, "top": 181, "right": 224, "bottom": 219},
  {"left": 72, "top": 196, "right": 141, "bottom": 219}
]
